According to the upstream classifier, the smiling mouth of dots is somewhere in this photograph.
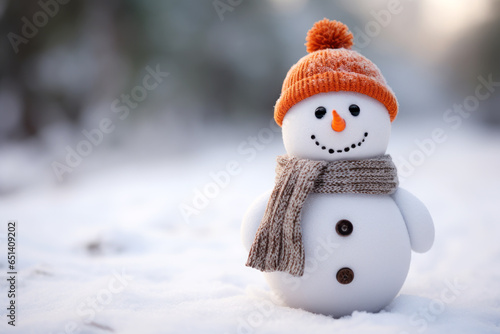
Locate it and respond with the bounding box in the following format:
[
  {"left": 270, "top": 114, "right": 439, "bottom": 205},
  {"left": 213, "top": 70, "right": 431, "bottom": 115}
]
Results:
[{"left": 311, "top": 132, "right": 368, "bottom": 154}]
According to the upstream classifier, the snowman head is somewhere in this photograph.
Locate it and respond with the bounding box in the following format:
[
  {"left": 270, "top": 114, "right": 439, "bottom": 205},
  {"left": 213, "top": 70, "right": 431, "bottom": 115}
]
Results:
[
  {"left": 274, "top": 19, "right": 398, "bottom": 161},
  {"left": 282, "top": 91, "right": 390, "bottom": 161}
]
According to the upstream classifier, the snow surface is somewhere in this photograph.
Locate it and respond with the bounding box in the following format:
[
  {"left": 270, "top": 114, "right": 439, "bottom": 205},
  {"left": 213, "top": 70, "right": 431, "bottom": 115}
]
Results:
[{"left": 0, "top": 121, "right": 500, "bottom": 334}]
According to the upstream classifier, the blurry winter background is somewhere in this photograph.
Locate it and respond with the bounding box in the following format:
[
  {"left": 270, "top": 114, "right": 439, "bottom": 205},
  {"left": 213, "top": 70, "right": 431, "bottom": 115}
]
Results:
[{"left": 0, "top": 0, "right": 499, "bottom": 333}]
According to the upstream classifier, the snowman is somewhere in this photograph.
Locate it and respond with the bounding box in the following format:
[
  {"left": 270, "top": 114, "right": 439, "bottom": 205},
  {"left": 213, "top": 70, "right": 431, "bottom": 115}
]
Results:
[{"left": 241, "top": 19, "right": 434, "bottom": 318}]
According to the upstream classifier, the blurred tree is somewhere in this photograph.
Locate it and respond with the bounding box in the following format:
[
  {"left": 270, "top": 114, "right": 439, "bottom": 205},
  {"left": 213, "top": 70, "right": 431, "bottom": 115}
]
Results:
[
  {"left": 447, "top": 0, "right": 500, "bottom": 126},
  {"left": 0, "top": 0, "right": 150, "bottom": 140}
]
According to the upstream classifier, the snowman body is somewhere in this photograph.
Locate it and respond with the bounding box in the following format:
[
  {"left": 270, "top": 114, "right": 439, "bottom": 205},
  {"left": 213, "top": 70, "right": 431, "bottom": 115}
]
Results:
[
  {"left": 242, "top": 90, "right": 434, "bottom": 317},
  {"left": 243, "top": 192, "right": 412, "bottom": 317}
]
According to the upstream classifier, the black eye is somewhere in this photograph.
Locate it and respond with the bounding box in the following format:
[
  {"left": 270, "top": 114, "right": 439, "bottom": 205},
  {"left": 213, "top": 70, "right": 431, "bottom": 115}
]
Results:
[
  {"left": 349, "top": 104, "right": 360, "bottom": 116},
  {"left": 315, "top": 106, "right": 327, "bottom": 119}
]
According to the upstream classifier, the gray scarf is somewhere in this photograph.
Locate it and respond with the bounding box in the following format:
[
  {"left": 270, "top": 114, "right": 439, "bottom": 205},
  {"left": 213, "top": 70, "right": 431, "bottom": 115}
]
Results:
[{"left": 246, "top": 154, "right": 398, "bottom": 277}]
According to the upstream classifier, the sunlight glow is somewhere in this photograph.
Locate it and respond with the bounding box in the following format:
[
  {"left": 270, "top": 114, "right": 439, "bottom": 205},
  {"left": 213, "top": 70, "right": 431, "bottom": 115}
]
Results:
[{"left": 421, "top": 0, "right": 492, "bottom": 37}]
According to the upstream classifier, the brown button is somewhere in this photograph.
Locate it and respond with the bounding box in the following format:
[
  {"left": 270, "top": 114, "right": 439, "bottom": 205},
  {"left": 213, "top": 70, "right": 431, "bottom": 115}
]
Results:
[
  {"left": 335, "top": 219, "right": 353, "bottom": 236},
  {"left": 336, "top": 267, "right": 354, "bottom": 284}
]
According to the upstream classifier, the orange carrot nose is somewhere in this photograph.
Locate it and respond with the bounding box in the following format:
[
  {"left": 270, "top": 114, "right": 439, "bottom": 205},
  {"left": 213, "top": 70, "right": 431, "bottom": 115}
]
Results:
[{"left": 331, "top": 110, "right": 346, "bottom": 132}]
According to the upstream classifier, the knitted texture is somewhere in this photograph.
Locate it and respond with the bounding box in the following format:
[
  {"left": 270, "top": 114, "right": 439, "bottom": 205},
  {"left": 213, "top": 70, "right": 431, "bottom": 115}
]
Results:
[
  {"left": 246, "top": 155, "right": 398, "bottom": 277},
  {"left": 274, "top": 19, "right": 398, "bottom": 126}
]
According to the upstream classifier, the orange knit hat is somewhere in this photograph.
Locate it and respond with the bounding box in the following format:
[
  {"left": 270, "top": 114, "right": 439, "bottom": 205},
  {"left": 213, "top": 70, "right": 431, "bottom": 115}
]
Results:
[{"left": 274, "top": 19, "right": 398, "bottom": 126}]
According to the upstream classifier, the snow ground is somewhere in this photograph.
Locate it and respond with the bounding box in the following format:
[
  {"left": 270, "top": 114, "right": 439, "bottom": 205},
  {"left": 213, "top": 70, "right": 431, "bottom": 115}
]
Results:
[{"left": 0, "top": 120, "right": 499, "bottom": 334}]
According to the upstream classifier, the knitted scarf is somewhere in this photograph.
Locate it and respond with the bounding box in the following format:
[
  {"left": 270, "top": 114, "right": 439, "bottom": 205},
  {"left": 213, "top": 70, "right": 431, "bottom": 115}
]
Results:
[{"left": 246, "top": 154, "right": 398, "bottom": 277}]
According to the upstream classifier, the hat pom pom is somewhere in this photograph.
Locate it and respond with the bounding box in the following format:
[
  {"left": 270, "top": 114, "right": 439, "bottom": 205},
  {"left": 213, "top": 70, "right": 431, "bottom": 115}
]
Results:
[{"left": 305, "top": 18, "right": 354, "bottom": 53}]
